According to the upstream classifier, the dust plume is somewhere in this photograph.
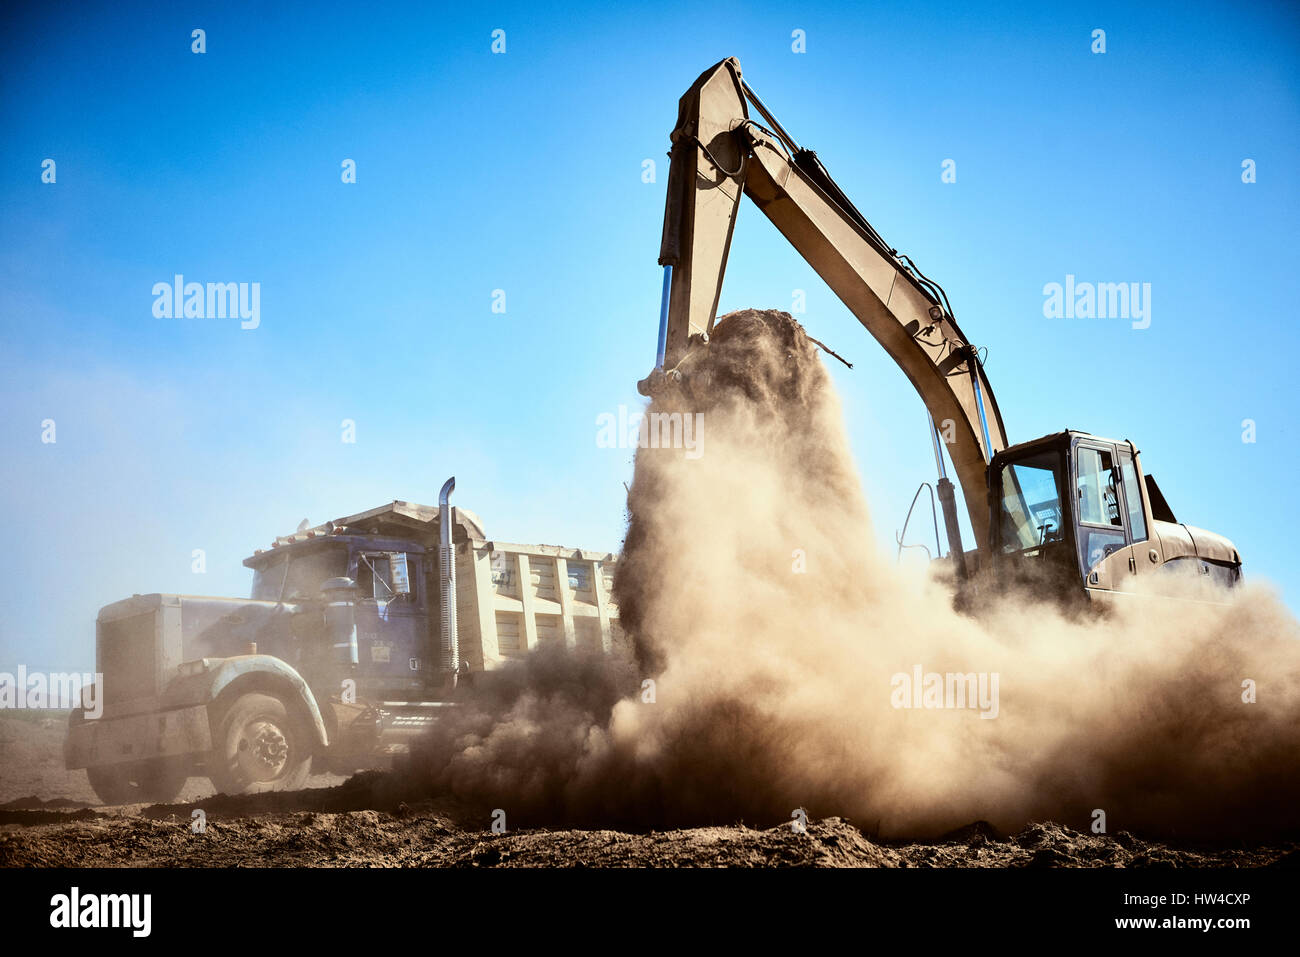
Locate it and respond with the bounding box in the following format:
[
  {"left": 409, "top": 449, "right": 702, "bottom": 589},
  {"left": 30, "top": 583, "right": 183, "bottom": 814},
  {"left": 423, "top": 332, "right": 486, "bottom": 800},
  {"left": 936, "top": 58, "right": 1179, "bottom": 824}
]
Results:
[{"left": 413, "top": 309, "right": 1300, "bottom": 840}]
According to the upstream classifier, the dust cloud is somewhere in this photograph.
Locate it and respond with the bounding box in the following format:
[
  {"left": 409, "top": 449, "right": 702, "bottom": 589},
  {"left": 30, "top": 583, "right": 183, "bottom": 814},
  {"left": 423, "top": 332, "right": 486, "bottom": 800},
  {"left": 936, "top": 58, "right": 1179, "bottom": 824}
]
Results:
[{"left": 412, "top": 309, "right": 1300, "bottom": 840}]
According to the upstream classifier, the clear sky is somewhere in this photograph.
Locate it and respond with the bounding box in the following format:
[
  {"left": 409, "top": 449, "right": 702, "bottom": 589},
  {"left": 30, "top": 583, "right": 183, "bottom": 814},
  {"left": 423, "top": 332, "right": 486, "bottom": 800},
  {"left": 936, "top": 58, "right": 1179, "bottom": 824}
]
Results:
[{"left": 2, "top": 0, "right": 1297, "bottom": 670}]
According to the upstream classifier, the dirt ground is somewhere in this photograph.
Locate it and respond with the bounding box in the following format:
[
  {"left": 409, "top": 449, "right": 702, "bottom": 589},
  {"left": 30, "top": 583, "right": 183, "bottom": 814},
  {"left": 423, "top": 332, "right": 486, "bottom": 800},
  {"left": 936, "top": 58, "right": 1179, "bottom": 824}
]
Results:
[{"left": 1, "top": 712, "right": 1295, "bottom": 868}]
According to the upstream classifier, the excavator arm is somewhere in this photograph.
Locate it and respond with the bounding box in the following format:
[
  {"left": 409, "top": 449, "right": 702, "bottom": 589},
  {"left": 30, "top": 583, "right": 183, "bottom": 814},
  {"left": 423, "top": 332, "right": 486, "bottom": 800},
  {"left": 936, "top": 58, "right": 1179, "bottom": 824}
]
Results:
[{"left": 643, "top": 57, "right": 1009, "bottom": 554}]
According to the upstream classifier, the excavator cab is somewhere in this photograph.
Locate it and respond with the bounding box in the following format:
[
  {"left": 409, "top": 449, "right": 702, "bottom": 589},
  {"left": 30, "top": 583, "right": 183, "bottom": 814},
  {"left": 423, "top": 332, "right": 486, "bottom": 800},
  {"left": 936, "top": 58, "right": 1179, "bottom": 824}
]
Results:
[{"left": 988, "top": 431, "right": 1214, "bottom": 601}]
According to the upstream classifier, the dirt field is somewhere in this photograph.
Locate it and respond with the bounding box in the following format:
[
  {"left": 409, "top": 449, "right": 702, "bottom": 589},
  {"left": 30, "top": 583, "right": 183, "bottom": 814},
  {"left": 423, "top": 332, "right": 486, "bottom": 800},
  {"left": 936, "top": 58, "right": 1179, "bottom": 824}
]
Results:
[{"left": 2, "top": 712, "right": 1295, "bottom": 868}]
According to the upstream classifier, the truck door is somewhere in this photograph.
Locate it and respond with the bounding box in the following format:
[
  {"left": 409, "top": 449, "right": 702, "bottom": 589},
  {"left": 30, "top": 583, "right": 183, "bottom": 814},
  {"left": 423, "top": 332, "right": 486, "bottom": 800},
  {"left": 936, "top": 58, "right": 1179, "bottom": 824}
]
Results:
[
  {"left": 1072, "top": 442, "right": 1132, "bottom": 594},
  {"left": 352, "top": 551, "right": 429, "bottom": 695}
]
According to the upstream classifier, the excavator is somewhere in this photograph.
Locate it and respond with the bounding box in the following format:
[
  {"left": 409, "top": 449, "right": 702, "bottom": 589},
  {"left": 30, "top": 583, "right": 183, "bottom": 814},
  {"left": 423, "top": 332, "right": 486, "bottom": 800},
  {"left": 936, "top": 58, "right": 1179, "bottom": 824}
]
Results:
[{"left": 637, "top": 57, "right": 1242, "bottom": 603}]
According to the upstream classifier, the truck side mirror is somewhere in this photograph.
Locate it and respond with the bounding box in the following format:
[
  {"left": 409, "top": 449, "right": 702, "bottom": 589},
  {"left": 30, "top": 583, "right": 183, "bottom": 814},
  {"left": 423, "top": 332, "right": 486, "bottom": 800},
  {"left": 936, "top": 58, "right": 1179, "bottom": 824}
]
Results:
[{"left": 390, "top": 553, "right": 411, "bottom": 595}]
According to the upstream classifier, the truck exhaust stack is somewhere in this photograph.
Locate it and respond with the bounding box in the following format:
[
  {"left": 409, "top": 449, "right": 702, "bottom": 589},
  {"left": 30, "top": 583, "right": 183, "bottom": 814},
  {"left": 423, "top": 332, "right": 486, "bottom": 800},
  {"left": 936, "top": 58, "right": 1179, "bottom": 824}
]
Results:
[{"left": 439, "top": 476, "right": 459, "bottom": 687}]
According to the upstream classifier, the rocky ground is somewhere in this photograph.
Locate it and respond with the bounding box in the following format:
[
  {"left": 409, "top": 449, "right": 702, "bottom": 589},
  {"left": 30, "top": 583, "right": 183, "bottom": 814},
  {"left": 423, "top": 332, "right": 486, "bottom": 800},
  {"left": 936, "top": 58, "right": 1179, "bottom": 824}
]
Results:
[{"left": 2, "top": 713, "right": 1295, "bottom": 868}]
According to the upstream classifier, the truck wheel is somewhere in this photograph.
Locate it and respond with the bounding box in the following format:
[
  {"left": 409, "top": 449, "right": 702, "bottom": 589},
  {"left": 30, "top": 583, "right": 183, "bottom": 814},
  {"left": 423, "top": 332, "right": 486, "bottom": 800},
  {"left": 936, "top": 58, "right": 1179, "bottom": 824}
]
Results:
[
  {"left": 85, "top": 759, "right": 189, "bottom": 806},
  {"left": 208, "top": 693, "right": 313, "bottom": 795}
]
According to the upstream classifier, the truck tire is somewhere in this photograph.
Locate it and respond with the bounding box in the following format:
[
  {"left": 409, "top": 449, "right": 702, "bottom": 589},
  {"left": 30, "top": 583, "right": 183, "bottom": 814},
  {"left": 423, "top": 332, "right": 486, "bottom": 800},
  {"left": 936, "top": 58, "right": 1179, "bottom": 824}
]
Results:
[
  {"left": 85, "top": 759, "right": 189, "bottom": 806},
  {"left": 207, "top": 692, "right": 313, "bottom": 795}
]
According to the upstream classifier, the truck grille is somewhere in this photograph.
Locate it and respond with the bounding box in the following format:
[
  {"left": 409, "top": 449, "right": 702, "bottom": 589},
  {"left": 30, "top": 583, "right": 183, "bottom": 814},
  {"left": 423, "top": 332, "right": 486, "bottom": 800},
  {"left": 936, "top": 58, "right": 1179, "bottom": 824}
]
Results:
[{"left": 98, "top": 610, "right": 157, "bottom": 706}]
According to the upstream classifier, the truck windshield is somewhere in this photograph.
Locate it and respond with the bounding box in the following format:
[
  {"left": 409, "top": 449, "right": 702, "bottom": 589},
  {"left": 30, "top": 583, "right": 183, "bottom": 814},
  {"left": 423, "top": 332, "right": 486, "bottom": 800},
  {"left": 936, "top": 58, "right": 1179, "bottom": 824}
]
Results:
[
  {"left": 250, "top": 544, "right": 348, "bottom": 601},
  {"left": 998, "top": 452, "right": 1065, "bottom": 554}
]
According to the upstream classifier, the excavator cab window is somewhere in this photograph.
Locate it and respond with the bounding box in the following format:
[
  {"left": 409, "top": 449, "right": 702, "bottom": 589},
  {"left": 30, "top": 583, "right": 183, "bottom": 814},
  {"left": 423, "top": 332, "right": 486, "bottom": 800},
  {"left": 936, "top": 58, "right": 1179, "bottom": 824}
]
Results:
[
  {"left": 1074, "top": 446, "right": 1128, "bottom": 571},
  {"left": 993, "top": 448, "right": 1080, "bottom": 593},
  {"left": 1117, "top": 452, "right": 1147, "bottom": 542},
  {"left": 997, "top": 452, "right": 1065, "bottom": 555},
  {"left": 991, "top": 447, "right": 1085, "bottom": 596}
]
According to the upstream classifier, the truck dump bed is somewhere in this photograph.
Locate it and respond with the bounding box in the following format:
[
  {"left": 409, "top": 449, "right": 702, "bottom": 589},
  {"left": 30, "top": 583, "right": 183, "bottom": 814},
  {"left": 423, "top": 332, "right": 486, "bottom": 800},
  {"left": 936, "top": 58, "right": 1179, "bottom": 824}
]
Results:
[{"left": 456, "top": 539, "right": 624, "bottom": 669}]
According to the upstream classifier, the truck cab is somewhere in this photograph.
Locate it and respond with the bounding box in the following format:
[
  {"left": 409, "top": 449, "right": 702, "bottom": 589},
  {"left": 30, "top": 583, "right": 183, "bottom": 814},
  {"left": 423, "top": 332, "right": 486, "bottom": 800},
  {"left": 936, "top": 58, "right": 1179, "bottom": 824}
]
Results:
[
  {"left": 247, "top": 532, "right": 436, "bottom": 704},
  {"left": 988, "top": 431, "right": 1242, "bottom": 602},
  {"left": 64, "top": 496, "right": 622, "bottom": 804}
]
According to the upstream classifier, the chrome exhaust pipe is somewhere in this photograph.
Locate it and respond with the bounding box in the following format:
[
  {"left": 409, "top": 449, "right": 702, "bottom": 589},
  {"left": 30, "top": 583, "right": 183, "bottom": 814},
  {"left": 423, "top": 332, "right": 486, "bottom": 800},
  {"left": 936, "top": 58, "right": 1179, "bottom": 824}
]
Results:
[{"left": 438, "top": 476, "right": 459, "bottom": 687}]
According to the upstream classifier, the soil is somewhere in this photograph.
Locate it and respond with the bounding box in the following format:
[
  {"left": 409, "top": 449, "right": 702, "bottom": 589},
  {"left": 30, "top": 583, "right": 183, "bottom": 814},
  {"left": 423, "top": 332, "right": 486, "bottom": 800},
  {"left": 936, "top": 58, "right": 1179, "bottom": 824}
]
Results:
[{"left": 2, "top": 713, "right": 1294, "bottom": 868}]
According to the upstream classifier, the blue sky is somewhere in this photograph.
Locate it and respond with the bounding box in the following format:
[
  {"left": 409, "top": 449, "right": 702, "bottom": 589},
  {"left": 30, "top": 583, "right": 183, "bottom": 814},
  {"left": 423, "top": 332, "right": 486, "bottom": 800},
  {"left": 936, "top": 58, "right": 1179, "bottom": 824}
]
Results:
[{"left": 2, "top": 0, "right": 1297, "bottom": 670}]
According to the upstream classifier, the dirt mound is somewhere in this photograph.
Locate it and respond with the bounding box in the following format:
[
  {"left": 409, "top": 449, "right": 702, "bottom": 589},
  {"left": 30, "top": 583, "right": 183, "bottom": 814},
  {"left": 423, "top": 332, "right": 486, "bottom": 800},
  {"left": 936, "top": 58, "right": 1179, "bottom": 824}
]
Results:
[
  {"left": 1, "top": 716, "right": 1293, "bottom": 867},
  {"left": 2, "top": 779, "right": 1292, "bottom": 867}
]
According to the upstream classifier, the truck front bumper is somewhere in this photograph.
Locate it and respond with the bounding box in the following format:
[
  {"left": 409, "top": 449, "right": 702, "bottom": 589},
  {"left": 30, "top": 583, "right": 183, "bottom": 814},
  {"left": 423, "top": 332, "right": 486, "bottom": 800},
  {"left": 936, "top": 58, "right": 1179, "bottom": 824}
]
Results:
[{"left": 65, "top": 705, "right": 213, "bottom": 770}]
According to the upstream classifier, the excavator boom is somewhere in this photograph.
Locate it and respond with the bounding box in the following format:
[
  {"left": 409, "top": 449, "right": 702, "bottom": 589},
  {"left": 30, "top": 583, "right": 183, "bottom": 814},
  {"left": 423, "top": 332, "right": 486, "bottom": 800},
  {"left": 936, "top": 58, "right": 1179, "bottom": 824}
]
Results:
[{"left": 648, "top": 57, "right": 1008, "bottom": 551}]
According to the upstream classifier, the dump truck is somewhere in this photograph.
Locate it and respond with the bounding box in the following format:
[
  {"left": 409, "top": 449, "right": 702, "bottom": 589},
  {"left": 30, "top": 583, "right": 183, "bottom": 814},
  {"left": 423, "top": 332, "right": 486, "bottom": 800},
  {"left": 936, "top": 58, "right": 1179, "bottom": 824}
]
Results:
[
  {"left": 640, "top": 57, "right": 1242, "bottom": 604},
  {"left": 64, "top": 481, "right": 622, "bottom": 803}
]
